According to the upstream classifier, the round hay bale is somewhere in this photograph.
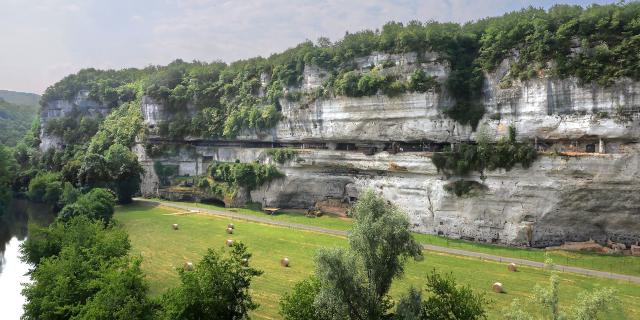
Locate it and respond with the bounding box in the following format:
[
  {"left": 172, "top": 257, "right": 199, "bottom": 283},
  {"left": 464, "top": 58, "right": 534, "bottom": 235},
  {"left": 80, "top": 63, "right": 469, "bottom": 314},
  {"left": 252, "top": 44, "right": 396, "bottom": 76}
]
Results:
[
  {"left": 507, "top": 263, "right": 517, "bottom": 272},
  {"left": 226, "top": 227, "right": 234, "bottom": 234},
  {"left": 241, "top": 258, "right": 249, "bottom": 266},
  {"left": 492, "top": 282, "right": 504, "bottom": 293},
  {"left": 226, "top": 239, "right": 234, "bottom": 247},
  {"left": 280, "top": 257, "right": 290, "bottom": 267},
  {"left": 227, "top": 223, "right": 235, "bottom": 229},
  {"left": 172, "top": 224, "right": 179, "bottom": 230},
  {"left": 184, "top": 262, "right": 194, "bottom": 271}
]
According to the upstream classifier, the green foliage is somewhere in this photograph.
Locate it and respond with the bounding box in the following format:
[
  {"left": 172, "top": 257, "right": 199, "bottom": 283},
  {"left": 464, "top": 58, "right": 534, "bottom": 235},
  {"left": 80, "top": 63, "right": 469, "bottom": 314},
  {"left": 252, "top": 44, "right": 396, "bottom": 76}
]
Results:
[
  {"left": 443, "top": 180, "right": 482, "bottom": 197},
  {"left": 504, "top": 256, "right": 618, "bottom": 320},
  {"left": 27, "top": 171, "right": 62, "bottom": 204},
  {"left": 0, "top": 145, "right": 17, "bottom": 215},
  {"left": 408, "top": 69, "right": 438, "bottom": 93},
  {"left": 44, "top": 108, "right": 103, "bottom": 146},
  {"left": 566, "top": 288, "right": 618, "bottom": 320},
  {"left": 279, "top": 276, "right": 327, "bottom": 320},
  {"left": 104, "top": 144, "right": 144, "bottom": 203},
  {"left": 20, "top": 215, "right": 149, "bottom": 320},
  {"left": 59, "top": 182, "right": 80, "bottom": 207},
  {"left": 158, "top": 243, "right": 263, "bottom": 320},
  {"left": 71, "top": 258, "right": 154, "bottom": 320},
  {"left": 0, "top": 97, "right": 39, "bottom": 146},
  {"left": 478, "top": 3, "right": 640, "bottom": 86},
  {"left": 154, "top": 161, "right": 179, "bottom": 186},
  {"left": 394, "top": 287, "right": 423, "bottom": 320},
  {"left": 87, "top": 100, "right": 144, "bottom": 153},
  {"left": 40, "top": 3, "right": 640, "bottom": 140},
  {"left": 0, "top": 89, "right": 40, "bottom": 106},
  {"left": 266, "top": 148, "right": 298, "bottom": 164},
  {"left": 313, "top": 190, "right": 422, "bottom": 319},
  {"left": 21, "top": 214, "right": 129, "bottom": 267},
  {"left": 41, "top": 68, "right": 146, "bottom": 107},
  {"left": 58, "top": 188, "right": 117, "bottom": 223},
  {"left": 419, "top": 271, "right": 488, "bottom": 320},
  {"left": 208, "top": 161, "right": 283, "bottom": 192},
  {"left": 432, "top": 126, "right": 537, "bottom": 186}
]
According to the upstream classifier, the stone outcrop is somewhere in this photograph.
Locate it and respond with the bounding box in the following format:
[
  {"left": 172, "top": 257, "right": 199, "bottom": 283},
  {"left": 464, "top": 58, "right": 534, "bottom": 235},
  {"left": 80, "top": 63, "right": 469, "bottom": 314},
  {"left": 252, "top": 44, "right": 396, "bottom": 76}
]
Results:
[{"left": 40, "top": 53, "right": 640, "bottom": 247}]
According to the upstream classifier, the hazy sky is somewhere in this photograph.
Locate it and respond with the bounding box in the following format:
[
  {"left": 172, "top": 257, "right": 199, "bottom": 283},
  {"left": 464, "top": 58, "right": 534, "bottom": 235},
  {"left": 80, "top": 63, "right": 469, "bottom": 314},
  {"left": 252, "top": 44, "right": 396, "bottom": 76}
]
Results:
[{"left": 0, "top": 0, "right": 616, "bottom": 94}]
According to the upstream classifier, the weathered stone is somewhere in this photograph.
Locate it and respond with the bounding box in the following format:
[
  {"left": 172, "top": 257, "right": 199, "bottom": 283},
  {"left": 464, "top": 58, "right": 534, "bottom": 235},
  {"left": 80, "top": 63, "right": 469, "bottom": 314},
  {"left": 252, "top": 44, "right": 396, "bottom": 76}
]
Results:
[{"left": 42, "top": 53, "right": 640, "bottom": 248}]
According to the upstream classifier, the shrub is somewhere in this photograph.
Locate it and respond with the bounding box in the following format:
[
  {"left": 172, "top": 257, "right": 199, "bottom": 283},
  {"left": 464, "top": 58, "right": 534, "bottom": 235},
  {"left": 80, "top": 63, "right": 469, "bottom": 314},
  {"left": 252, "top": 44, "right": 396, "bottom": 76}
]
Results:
[
  {"left": 409, "top": 69, "right": 438, "bottom": 93},
  {"left": 58, "top": 188, "right": 117, "bottom": 223},
  {"left": 279, "top": 277, "right": 326, "bottom": 320},
  {"left": 266, "top": 148, "right": 298, "bottom": 164},
  {"left": 28, "top": 172, "right": 62, "bottom": 204}
]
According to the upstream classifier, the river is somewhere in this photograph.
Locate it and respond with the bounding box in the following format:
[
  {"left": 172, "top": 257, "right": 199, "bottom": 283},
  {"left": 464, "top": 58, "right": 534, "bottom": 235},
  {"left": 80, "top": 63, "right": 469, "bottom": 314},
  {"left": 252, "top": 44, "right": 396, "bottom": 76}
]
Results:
[{"left": 0, "top": 199, "right": 54, "bottom": 320}]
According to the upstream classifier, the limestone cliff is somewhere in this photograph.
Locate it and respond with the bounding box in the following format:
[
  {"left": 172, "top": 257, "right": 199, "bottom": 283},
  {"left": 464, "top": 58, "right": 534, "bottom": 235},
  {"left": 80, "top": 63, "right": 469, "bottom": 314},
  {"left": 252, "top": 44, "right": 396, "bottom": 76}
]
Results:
[{"left": 40, "top": 54, "right": 640, "bottom": 247}]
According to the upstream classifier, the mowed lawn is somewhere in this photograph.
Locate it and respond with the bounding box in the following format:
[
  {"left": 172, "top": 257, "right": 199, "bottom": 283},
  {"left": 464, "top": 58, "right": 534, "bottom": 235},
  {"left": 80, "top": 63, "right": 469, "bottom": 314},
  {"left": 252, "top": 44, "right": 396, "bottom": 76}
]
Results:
[
  {"left": 155, "top": 199, "right": 640, "bottom": 277},
  {"left": 116, "top": 203, "right": 640, "bottom": 319}
]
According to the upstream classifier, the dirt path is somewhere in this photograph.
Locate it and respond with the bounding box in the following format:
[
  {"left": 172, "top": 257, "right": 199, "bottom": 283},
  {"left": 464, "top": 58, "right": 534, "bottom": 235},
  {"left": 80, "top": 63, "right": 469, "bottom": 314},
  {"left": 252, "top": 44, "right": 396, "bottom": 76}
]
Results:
[{"left": 134, "top": 198, "right": 640, "bottom": 284}]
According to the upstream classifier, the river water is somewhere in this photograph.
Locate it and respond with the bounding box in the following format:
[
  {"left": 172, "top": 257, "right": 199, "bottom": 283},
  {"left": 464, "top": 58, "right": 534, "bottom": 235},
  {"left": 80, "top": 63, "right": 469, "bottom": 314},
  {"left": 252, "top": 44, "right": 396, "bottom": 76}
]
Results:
[{"left": 0, "top": 200, "right": 54, "bottom": 320}]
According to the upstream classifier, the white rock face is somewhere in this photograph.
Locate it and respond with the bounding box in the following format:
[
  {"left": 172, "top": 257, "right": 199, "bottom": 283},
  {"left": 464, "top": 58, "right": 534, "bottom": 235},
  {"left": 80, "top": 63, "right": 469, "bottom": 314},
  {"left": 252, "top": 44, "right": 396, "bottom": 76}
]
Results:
[
  {"left": 41, "top": 53, "right": 640, "bottom": 246},
  {"left": 138, "top": 145, "right": 640, "bottom": 247},
  {"left": 39, "top": 90, "right": 111, "bottom": 151}
]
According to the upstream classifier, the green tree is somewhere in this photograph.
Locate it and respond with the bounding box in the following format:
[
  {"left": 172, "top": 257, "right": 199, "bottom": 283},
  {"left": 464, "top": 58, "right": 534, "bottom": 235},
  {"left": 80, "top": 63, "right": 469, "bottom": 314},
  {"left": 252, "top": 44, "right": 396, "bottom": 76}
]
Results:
[
  {"left": 27, "top": 171, "right": 62, "bottom": 204},
  {"left": 280, "top": 277, "right": 328, "bottom": 320},
  {"left": 105, "top": 143, "right": 143, "bottom": 203},
  {"left": 21, "top": 214, "right": 129, "bottom": 266},
  {"left": 415, "top": 271, "right": 487, "bottom": 320},
  {"left": 159, "top": 243, "right": 263, "bottom": 320},
  {"left": 313, "top": 190, "right": 422, "bottom": 319},
  {"left": 21, "top": 215, "right": 142, "bottom": 320},
  {"left": 0, "top": 145, "right": 16, "bottom": 215},
  {"left": 72, "top": 258, "right": 155, "bottom": 320},
  {"left": 503, "top": 255, "right": 618, "bottom": 320},
  {"left": 58, "top": 188, "right": 117, "bottom": 223}
]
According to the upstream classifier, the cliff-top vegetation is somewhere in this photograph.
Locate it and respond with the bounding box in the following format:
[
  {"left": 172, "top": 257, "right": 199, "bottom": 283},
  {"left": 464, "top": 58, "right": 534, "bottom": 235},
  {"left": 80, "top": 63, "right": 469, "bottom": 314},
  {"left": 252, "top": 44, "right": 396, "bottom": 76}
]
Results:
[{"left": 40, "top": 2, "right": 640, "bottom": 137}]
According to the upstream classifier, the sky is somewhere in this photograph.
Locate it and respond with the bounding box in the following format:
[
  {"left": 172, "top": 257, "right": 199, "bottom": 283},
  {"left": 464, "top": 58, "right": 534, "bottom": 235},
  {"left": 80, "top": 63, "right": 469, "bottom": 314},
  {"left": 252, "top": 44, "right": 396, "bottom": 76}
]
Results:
[{"left": 0, "top": 0, "right": 617, "bottom": 94}]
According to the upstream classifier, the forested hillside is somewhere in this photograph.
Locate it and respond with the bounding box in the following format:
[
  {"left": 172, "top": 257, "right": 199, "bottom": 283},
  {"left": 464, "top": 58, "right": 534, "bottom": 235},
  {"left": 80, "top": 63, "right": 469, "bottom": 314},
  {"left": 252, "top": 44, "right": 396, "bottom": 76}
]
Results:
[
  {"left": 0, "top": 91, "right": 40, "bottom": 146},
  {"left": 0, "top": 90, "right": 40, "bottom": 106}
]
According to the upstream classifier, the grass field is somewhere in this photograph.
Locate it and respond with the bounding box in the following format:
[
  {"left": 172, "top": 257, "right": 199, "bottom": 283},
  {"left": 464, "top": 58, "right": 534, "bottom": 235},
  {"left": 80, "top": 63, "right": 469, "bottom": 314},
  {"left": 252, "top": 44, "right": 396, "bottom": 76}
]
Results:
[
  {"left": 116, "top": 202, "right": 640, "bottom": 319},
  {"left": 153, "top": 199, "right": 640, "bottom": 277}
]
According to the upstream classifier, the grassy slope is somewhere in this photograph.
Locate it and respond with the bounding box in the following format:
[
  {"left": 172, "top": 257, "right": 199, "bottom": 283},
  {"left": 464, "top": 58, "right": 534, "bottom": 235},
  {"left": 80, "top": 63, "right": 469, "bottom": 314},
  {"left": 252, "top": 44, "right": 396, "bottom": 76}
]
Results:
[
  {"left": 155, "top": 199, "right": 640, "bottom": 277},
  {"left": 116, "top": 203, "right": 640, "bottom": 319}
]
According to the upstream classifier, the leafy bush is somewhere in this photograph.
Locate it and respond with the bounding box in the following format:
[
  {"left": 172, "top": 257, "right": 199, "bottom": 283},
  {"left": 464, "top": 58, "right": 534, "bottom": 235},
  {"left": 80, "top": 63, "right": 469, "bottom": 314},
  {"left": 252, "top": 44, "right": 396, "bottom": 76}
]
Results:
[
  {"left": 208, "top": 161, "right": 283, "bottom": 192},
  {"left": 58, "top": 188, "right": 117, "bottom": 223},
  {"left": 395, "top": 271, "right": 487, "bottom": 320},
  {"left": 27, "top": 172, "right": 62, "bottom": 204},
  {"left": 432, "top": 127, "right": 537, "bottom": 179},
  {"left": 279, "top": 277, "right": 326, "bottom": 320},
  {"left": 266, "top": 148, "right": 298, "bottom": 164},
  {"left": 408, "top": 69, "right": 438, "bottom": 92}
]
